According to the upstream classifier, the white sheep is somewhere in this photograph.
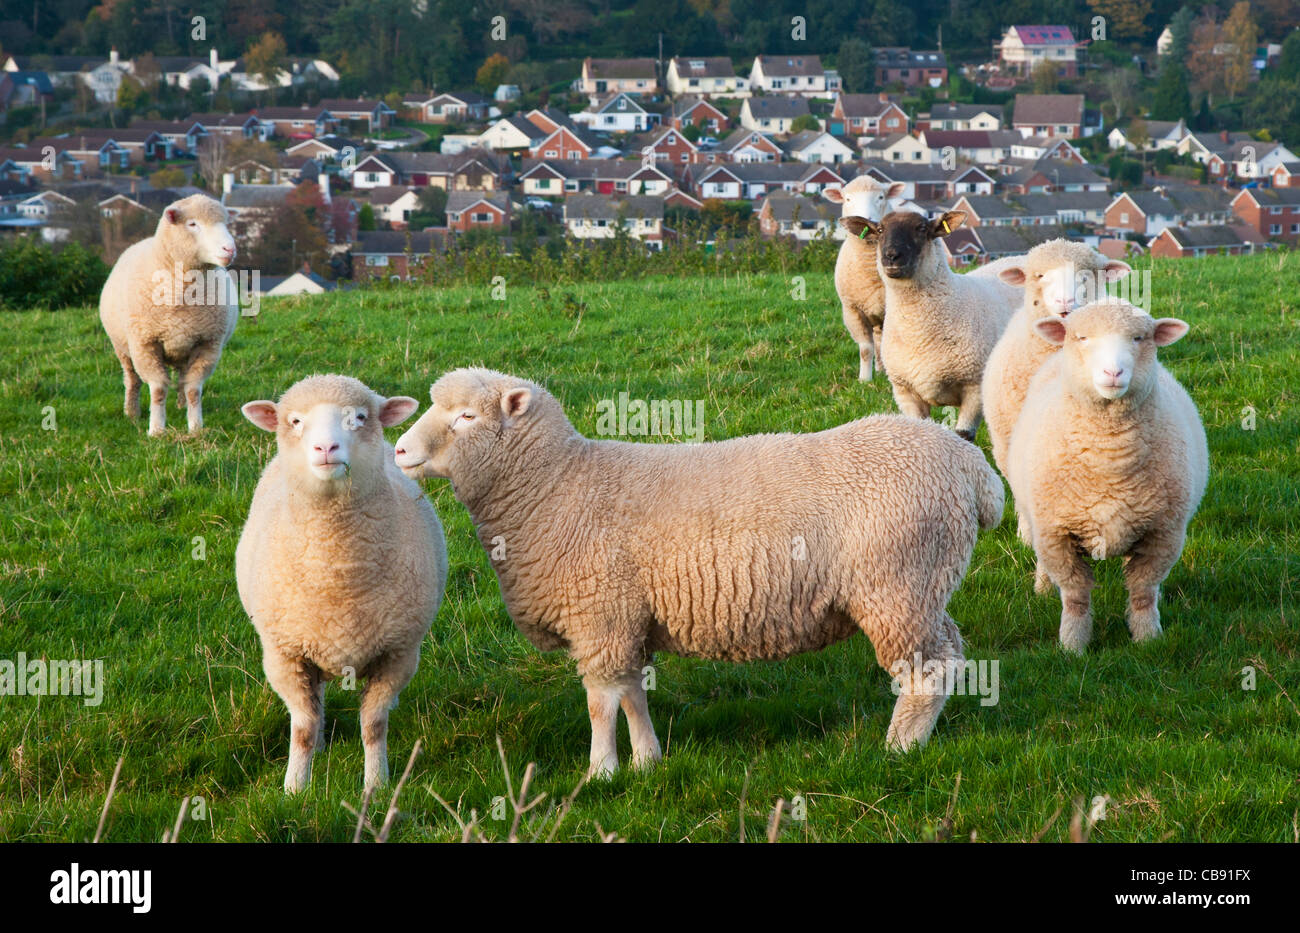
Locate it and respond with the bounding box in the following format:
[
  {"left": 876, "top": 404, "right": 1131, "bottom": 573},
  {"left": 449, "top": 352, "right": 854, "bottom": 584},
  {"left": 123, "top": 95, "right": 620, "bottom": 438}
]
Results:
[
  {"left": 981, "top": 239, "right": 1131, "bottom": 478},
  {"left": 1006, "top": 301, "right": 1208, "bottom": 653},
  {"left": 99, "top": 194, "right": 239, "bottom": 436},
  {"left": 394, "top": 368, "right": 1004, "bottom": 775},
  {"left": 841, "top": 211, "right": 1022, "bottom": 441},
  {"left": 236, "top": 375, "right": 448, "bottom": 793},
  {"left": 823, "top": 177, "right": 906, "bottom": 380}
]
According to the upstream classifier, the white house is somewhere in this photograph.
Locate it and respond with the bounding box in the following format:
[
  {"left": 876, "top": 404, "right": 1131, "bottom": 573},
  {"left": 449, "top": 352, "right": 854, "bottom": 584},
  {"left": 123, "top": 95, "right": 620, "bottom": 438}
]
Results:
[
  {"left": 740, "top": 96, "right": 811, "bottom": 134},
  {"left": 563, "top": 193, "right": 664, "bottom": 247},
  {"left": 748, "top": 55, "right": 839, "bottom": 97},
  {"left": 863, "top": 132, "right": 933, "bottom": 163},
  {"left": 781, "top": 130, "right": 854, "bottom": 164},
  {"left": 572, "top": 93, "right": 657, "bottom": 133},
  {"left": 665, "top": 57, "right": 750, "bottom": 97}
]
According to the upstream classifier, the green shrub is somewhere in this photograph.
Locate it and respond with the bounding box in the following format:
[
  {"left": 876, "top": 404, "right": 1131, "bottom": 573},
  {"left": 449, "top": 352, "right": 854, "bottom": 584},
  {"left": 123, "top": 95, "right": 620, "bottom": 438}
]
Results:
[{"left": 0, "top": 239, "right": 110, "bottom": 310}]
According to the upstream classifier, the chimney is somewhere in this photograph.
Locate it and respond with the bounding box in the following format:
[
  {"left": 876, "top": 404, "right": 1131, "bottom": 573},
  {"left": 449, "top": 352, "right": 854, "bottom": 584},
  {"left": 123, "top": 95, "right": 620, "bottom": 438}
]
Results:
[
  {"left": 1220, "top": 130, "right": 1229, "bottom": 143},
  {"left": 300, "top": 260, "right": 311, "bottom": 275},
  {"left": 879, "top": 92, "right": 888, "bottom": 103},
  {"left": 222, "top": 171, "right": 234, "bottom": 196},
  {"left": 210, "top": 48, "right": 218, "bottom": 71}
]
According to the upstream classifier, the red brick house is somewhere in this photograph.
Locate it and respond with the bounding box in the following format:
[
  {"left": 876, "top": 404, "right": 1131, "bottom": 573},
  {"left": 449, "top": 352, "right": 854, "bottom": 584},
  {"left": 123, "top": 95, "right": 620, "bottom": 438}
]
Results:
[
  {"left": 713, "top": 127, "right": 783, "bottom": 163},
  {"left": 874, "top": 48, "right": 947, "bottom": 89},
  {"left": 1271, "top": 161, "right": 1300, "bottom": 187},
  {"left": 629, "top": 126, "right": 700, "bottom": 165},
  {"left": 1012, "top": 94, "right": 1085, "bottom": 139},
  {"left": 1231, "top": 186, "right": 1300, "bottom": 243},
  {"left": 830, "top": 93, "right": 908, "bottom": 138},
  {"left": 352, "top": 230, "right": 448, "bottom": 280},
  {"left": 445, "top": 190, "right": 510, "bottom": 231},
  {"left": 1149, "top": 224, "right": 1261, "bottom": 258},
  {"left": 668, "top": 96, "right": 729, "bottom": 134}
]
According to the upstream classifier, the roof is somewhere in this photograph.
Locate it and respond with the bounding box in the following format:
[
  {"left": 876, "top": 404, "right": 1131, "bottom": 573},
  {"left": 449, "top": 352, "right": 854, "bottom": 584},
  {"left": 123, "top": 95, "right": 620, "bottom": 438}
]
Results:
[
  {"left": 255, "top": 106, "right": 329, "bottom": 121},
  {"left": 1235, "top": 185, "right": 1300, "bottom": 206},
  {"left": 364, "top": 186, "right": 418, "bottom": 206},
  {"left": 927, "top": 102, "right": 1003, "bottom": 121},
  {"left": 781, "top": 130, "right": 844, "bottom": 154},
  {"left": 670, "top": 95, "right": 724, "bottom": 119},
  {"left": 1160, "top": 224, "right": 1255, "bottom": 249},
  {"left": 973, "top": 224, "right": 1072, "bottom": 255},
  {"left": 445, "top": 190, "right": 509, "bottom": 214},
  {"left": 320, "top": 98, "right": 392, "bottom": 114},
  {"left": 586, "top": 92, "right": 649, "bottom": 115},
  {"left": 223, "top": 184, "right": 295, "bottom": 208},
  {"left": 563, "top": 193, "right": 663, "bottom": 221},
  {"left": 186, "top": 111, "right": 259, "bottom": 127},
  {"left": 3, "top": 71, "right": 55, "bottom": 93},
  {"left": 1006, "top": 157, "right": 1108, "bottom": 187},
  {"left": 753, "top": 54, "right": 824, "bottom": 77},
  {"left": 353, "top": 230, "right": 446, "bottom": 254},
  {"left": 1009, "top": 26, "right": 1078, "bottom": 46},
  {"left": 1013, "top": 94, "right": 1085, "bottom": 126},
  {"left": 875, "top": 48, "right": 947, "bottom": 69},
  {"left": 744, "top": 97, "right": 811, "bottom": 121},
  {"left": 836, "top": 93, "right": 901, "bottom": 119},
  {"left": 761, "top": 192, "right": 837, "bottom": 223},
  {"left": 519, "top": 157, "right": 665, "bottom": 182},
  {"left": 718, "top": 127, "right": 778, "bottom": 152},
  {"left": 670, "top": 57, "right": 736, "bottom": 78},
  {"left": 584, "top": 58, "right": 657, "bottom": 80}
]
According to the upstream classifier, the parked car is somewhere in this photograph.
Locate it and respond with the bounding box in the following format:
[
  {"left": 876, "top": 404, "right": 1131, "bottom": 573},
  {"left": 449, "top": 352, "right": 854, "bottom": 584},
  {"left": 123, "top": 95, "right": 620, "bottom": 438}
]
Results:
[{"left": 524, "top": 197, "right": 554, "bottom": 210}]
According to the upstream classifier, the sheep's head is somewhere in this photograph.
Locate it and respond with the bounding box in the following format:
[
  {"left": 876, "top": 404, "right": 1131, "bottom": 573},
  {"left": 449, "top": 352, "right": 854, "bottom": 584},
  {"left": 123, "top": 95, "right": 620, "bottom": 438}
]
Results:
[
  {"left": 395, "top": 369, "right": 566, "bottom": 498},
  {"left": 1033, "top": 301, "right": 1188, "bottom": 403},
  {"left": 840, "top": 210, "right": 965, "bottom": 280},
  {"left": 242, "top": 375, "right": 418, "bottom": 493},
  {"left": 998, "top": 240, "right": 1130, "bottom": 321},
  {"left": 822, "top": 177, "right": 905, "bottom": 222},
  {"left": 158, "top": 194, "right": 236, "bottom": 269}
]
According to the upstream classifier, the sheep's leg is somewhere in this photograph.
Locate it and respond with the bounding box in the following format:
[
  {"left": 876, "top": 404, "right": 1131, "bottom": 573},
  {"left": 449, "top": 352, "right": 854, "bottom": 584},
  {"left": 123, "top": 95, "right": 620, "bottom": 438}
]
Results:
[
  {"left": 180, "top": 349, "right": 218, "bottom": 433},
  {"left": 1037, "top": 532, "right": 1094, "bottom": 653},
  {"left": 884, "top": 615, "right": 964, "bottom": 752},
  {"left": 619, "top": 677, "right": 661, "bottom": 770},
  {"left": 842, "top": 303, "right": 875, "bottom": 381},
  {"left": 263, "top": 651, "right": 323, "bottom": 794},
  {"left": 953, "top": 382, "right": 983, "bottom": 443},
  {"left": 360, "top": 651, "right": 420, "bottom": 792},
  {"left": 583, "top": 676, "right": 624, "bottom": 778},
  {"left": 890, "top": 381, "right": 931, "bottom": 421},
  {"left": 147, "top": 381, "right": 168, "bottom": 436},
  {"left": 871, "top": 323, "right": 884, "bottom": 376},
  {"left": 116, "top": 351, "right": 142, "bottom": 419},
  {"left": 1122, "top": 529, "right": 1184, "bottom": 643}
]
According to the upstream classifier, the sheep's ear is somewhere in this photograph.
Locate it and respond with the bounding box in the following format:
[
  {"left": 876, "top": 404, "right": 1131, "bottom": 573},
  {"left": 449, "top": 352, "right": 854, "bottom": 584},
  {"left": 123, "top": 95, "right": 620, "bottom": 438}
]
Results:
[
  {"left": 242, "top": 401, "right": 279, "bottom": 431},
  {"left": 1033, "top": 317, "right": 1067, "bottom": 346},
  {"left": 1151, "top": 318, "right": 1189, "bottom": 346},
  {"left": 998, "top": 266, "right": 1027, "bottom": 287},
  {"left": 165, "top": 207, "right": 183, "bottom": 224},
  {"left": 500, "top": 386, "right": 532, "bottom": 421},
  {"left": 1102, "top": 260, "right": 1132, "bottom": 282},
  {"left": 885, "top": 182, "right": 906, "bottom": 200},
  {"left": 822, "top": 185, "right": 844, "bottom": 203},
  {"left": 929, "top": 210, "right": 965, "bottom": 239},
  {"left": 378, "top": 396, "right": 419, "bottom": 427},
  {"left": 839, "top": 216, "right": 880, "bottom": 239}
]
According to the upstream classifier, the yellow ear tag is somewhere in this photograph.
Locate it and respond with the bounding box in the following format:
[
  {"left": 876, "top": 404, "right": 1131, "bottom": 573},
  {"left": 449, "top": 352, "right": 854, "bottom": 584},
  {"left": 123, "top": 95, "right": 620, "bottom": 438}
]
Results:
[{"left": 942, "top": 219, "right": 951, "bottom": 234}]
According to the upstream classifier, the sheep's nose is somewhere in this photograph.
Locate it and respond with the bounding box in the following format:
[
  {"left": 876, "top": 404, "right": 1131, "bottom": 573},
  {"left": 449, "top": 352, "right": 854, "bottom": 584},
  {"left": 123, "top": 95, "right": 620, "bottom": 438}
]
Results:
[
  {"left": 884, "top": 249, "right": 900, "bottom": 261},
  {"left": 394, "top": 445, "right": 406, "bottom": 456},
  {"left": 1103, "top": 367, "right": 1124, "bottom": 378},
  {"left": 314, "top": 442, "right": 340, "bottom": 454}
]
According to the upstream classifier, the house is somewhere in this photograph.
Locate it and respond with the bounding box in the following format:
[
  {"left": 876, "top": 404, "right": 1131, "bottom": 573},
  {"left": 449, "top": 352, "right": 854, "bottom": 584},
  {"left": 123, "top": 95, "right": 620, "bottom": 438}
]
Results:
[
  {"left": 15, "top": 189, "right": 75, "bottom": 221},
  {"left": 130, "top": 118, "right": 208, "bottom": 153},
  {"left": 153, "top": 50, "right": 224, "bottom": 90},
  {"left": 997, "top": 26, "right": 1083, "bottom": 78},
  {"left": 665, "top": 57, "right": 749, "bottom": 98},
  {"left": 1104, "top": 185, "right": 1233, "bottom": 237},
  {"left": 226, "top": 57, "right": 340, "bottom": 93},
  {"left": 714, "top": 128, "right": 783, "bottom": 163},
  {"left": 30, "top": 135, "right": 130, "bottom": 172},
  {"left": 918, "top": 103, "right": 1003, "bottom": 132},
  {"left": 694, "top": 161, "right": 846, "bottom": 200},
  {"left": 952, "top": 194, "right": 1075, "bottom": 228},
  {"left": 740, "top": 96, "right": 811, "bottom": 135},
  {"left": 255, "top": 106, "right": 334, "bottom": 140},
  {"left": 350, "top": 149, "right": 508, "bottom": 191},
  {"left": 1000, "top": 158, "right": 1109, "bottom": 194},
  {"left": 495, "top": 84, "right": 521, "bottom": 103},
  {"left": 1108, "top": 118, "right": 1189, "bottom": 152},
  {"left": 758, "top": 192, "right": 840, "bottom": 240},
  {"left": 830, "top": 93, "right": 909, "bottom": 139},
  {"left": 920, "top": 130, "right": 1018, "bottom": 167},
  {"left": 0, "top": 144, "right": 84, "bottom": 180},
  {"left": 352, "top": 230, "right": 447, "bottom": 281},
  {"left": 668, "top": 96, "right": 729, "bottom": 134},
  {"left": 188, "top": 111, "right": 267, "bottom": 140},
  {"left": 959, "top": 223, "right": 1074, "bottom": 263},
  {"left": 364, "top": 186, "right": 423, "bottom": 228},
  {"left": 1012, "top": 94, "right": 1092, "bottom": 139},
  {"left": 628, "top": 126, "right": 700, "bottom": 165},
  {"left": 286, "top": 134, "right": 364, "bottom": 162},
  {"left": 257, "top": 269, "right": 336, "bottom": 296},
  {"left": 479, "top": 114, "right": 546, "bottom": 153},
  {"left": 445, "top": 190, "right": 510, "bottom": 232},
  {"left": 573, "top": 93, "right": 657, "bottom": 134},
  {"left": 402, "top": 91, "right": 490, "bottom": 125},
  {"left": 221, "top": 181, "right": 295, "bottom": 239},
  {"left": 874, "top": 48, "right": 948, "bottom": 89},
  {"left": 1008, "top": 135, "right": 1086, "bottom": 163},
  {"left": 518, "top": 158, "right": 672, "bottom": 197},
  {"left": 862, "top": 132, "right": 933, "bottom": 164},
  {"left": 320, "top": 99, "right": 395, "bottom": 134},
  {"left": 1149, "top": 224, "right": 1261, "bottom": 258},
  {"left": 563, "top": 193, "right": 664, "bottom": 246},
  {"left": 748, "top": 55, "right": 839, "bottom": 97},
  {"left": 861, "top": 160, "right": 995, "bottom": 201},
  {"left": 526, "top": 108, "right": 605, "bottom": 160},
  {"left": 1224, "top": 139, "right": 1298, "bottom": 183},
  {"left": 0, "top": 71, "right": 54, "bottom": 113},
  {"left": 1231, "top": 186, "right": 1300, "bottom": 243},
  {"left": 71, "top": 128, "right": 175, "bottom": 162},
  {"left": 781, "top": 130, "right": 854, "bottom": 164},
  {"left": 579, "top": 58, "right": 659, "bottom": 96}
]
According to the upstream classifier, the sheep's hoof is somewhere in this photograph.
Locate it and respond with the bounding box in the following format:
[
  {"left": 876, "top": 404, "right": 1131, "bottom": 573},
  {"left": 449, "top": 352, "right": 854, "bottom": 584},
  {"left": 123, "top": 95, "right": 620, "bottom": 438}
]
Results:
[
  {"left": 587, "top": 759, "right": 619, "bottom": 781},
  {"left": 147, "top": 426, "right": 166, "bottom": 438},
  {"left": 1128, "top": 609, "right": 1163, "bottom": 643},
  {"left": 1058, "top": 615, "right": 1092, "bottom": 654}
]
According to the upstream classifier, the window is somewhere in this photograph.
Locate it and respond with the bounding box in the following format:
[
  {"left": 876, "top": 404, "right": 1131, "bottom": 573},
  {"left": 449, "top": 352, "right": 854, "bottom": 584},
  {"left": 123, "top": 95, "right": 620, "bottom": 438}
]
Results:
[
  {"left": 365, "top": 173, "right": 379, "bottom": 183},
  {"left": 615, "top": 181, "right": 627, "bottom": 192},
  {"left": 366, "top": 255, "right": 388, "bottom": 266},
  {"left": 617, "top": 98, "right": 627, "bottom": 110},
  {"left": 1270, "top": 206, "right": 1283, "bottom": 215},
  {"left": 1270, "top": 224, "right": 1282, "bottom": 234},
  {"left": 472, "top": 212, "right": 491, "bottom": 223},
  {"left": 568, "top": 151, "right": 581, "bottom": 160},
  {"left": 1292, "top": 224, "right": 1300, "bottom": 234},
  {"left": 545, "top": 149, "right": 557, "bottom": 158},
  {"left": 1120, "top": 212, "right": 1129, "bottom": 223},
  {"left": 538, "top": 178, "right": 551, "bottom": 189}
]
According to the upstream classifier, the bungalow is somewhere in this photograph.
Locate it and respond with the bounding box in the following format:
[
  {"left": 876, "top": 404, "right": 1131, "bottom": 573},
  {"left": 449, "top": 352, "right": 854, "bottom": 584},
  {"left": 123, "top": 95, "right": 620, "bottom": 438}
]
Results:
[
  {"left": 1004, "top": 191, "right": 1111, "bottom": 227},
  {"left": 781, "top": 130, "right": 854, "bottom": 165},
  {"left": 31, "top": 135, "right": 131, "bottom": 171},
  {"left": 445, "top": 190, "right": 510, "bottom": 232},
  {"left": 0, "top": 71, "right": 54, "bottom": 113},
  {"left": 1224, "top": 139, "right": 1299, "bottom": 183},
  {"left": 830, "top": 93, "right": 909, "bottom": 139},
  {"left": 920, "top": 130, "right": 1017, "bottom": 167},
  {"left": 222, "top": 182, "right": 295, "bottom": 239},
  {"left": 1008, "top": 135, "right": 1085, "bottom": 163},
  {"left": 0, "top": 144, "right": 84, "bottom": 180},
  {"left": 695, "top": 161, "right": 845, "bottom": 200},
  {"left": 1001, "top": 157, "right": 1109, "bottom": 194},
  {"left": 573, "top": 92, "right": 657, "bottom": 134},
  {"left": 748, "top": 55, "right": 839, "bottom": 97},
  {"left": 952, "top": 194, "right": 1062, "bottom": 228},
  {"left": 740, "top": 96, "right": 811, "bottom": 135},
  {"left": 563, "top": 193, "right": 664, "bottom": 246},
  {"left": 154, "top": 50, "right": 223, "bottom": 90},
  {"left": 874, "top": 48, "right": 947, "bottom": 89},
  {"left": 352, "top": 230, "right": 448, "bottom": 281},
  {"left": 758, "top": 192, "right": 840, "bottom": 240},
  {"left": 1231, "top": 186, "right": 1300, "bottom": 243},
  {"left": 714, "top": 128, "right": 783, "bottom": 163},
  {"left": 579, "top": 58, "right": 659, "bottom": 96},
  {"left": 320, "top": 98, "right": 395, "bottom": 134},
  {"left": 130, "top": 118, "right": 208, "bottom": 153},
  {"left": 365, "top": 186, "right": 423, "bottom": 227},
  {"left": 286, "top": 134, "right": 364, "bottom": 162},
  {"left": 402, "top": 90, "right": 490, "bottom": 125},
  {"left": 15, "top": 189, "right": 75, "bottom": 220},
  {"left": 72, "top": 128, "right": 175, "bottom": 162},
  {"left": 918, "top": 103, "right": 1003, "bottom": 132},
  {"left": 668, "top": 96, "right": 729, "bottom": 134},
  {"left": 862, "top": 132, "right": 933, "bottom": 164},
  {"left": 518, "top": 158, "right": 672, "bottom": 197},
  {"left": 1107, "top": 118, "right": 1189, "bottom": 152},
  {"left": 1149, "top": 224, "right": 1260, "bottom": 258},
  {"left": 997, "top": 26, "right": 1082, "bottom": 78},
  {"left": 188, "top": 111, "right": 267, "bottom": 140},
  {"left": 351, "top": 149, "right": 508, "bottom": 191},
  {"left": 665, "top": 57, "right": 749, "bottom": 97},
  {"left": 479, "top": 114, "right": 547, "bottom": 153},
  {"left": 1012, "top": 94, "right": 1092, "bottom": 139},
  {"left": 255, "top": 106, "right": 334, "bottom": 139},
  {"left": 861, "top": 160, "right": 995, "bottom": 201}
]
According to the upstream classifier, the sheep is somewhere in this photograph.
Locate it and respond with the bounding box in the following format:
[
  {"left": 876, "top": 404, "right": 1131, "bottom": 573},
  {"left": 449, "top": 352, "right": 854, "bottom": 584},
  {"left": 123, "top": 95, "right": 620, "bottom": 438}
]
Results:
[
  {"left": 822, "top": 177, "right": 906, "bottom": 381},
  {"left": 235, "top": 374, "right": 448, "bottom": 793},
  {"left": 99, "top": 194, "right": 239, "bottom": 437},
  {"left": 394, "top": 368, "right": 1004, "bottom": 775},
  {"left": 1005, "top": 301, "right": 1208, "bottom": 653},
  {"left": 980, "top": 239, "right": 1131, "bottom": 478},
  {"left": 841, "top": 211, "right": 1022, "bottom": 442}
]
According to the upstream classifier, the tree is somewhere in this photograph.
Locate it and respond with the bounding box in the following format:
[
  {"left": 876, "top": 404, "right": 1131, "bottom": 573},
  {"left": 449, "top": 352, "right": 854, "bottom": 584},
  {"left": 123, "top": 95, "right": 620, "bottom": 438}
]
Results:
[
  {"left": 1164, "top": 6, "right": 1196, "bottom": 66},
  {"left": 790, "top": 114, "right": 821, "bottom": 133},
  {"left": 150, "top": 166, "right": 187, "bottom": 188},
  {"left": 245, "top": 31, "right": 288, "bottom": 97},
  {"left": 476, "top": 54, "right": 511, "bottom": 93},
  {"left": 1152, "top": 62, "right": 1192, "bottom": 121},
  {"left": 681, "top": 123, "right": 701, "bottom": 143},
  {"left": 1221, "top": 2, "right": 1258, "bottom": 100},
  {"left": 836, "top": 38, "right": 873, "bottom": 94},
  {"left": 1279, "top": 31, "right": 1300, "bottom": 83},
  {"left": 1188, "top": 16, "right": 1225, "bottom": 99},
  {"left": 246, "top": 203, "right": 328, "bottom": 274},
  {"left": 1087, "top": 0, "right": 1149, "bottom": 40},
  {"left": 1031, "top": 60, "right": 1060, "bottom": 94},
  {"left": 1103, "top": 67, "right": 1140, "bottom": 119},
  {"left": 358, "top": 203, "right": 376, "bottom": 231},
  {"left": 1127, "top": 117, "right": 1150, "bottom": 152},
  {"left": 196, "top": 134, "right": 229, "bottom": 190},
  {"left": 416, "top": 187, "right": 447, "bottom": 225}
]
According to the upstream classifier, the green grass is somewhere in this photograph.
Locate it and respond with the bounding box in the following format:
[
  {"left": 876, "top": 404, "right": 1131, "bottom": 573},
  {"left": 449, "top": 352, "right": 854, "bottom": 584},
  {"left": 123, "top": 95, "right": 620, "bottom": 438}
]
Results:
[{"left": 1, "top": 254, "right": 1298, "bottom": 842}]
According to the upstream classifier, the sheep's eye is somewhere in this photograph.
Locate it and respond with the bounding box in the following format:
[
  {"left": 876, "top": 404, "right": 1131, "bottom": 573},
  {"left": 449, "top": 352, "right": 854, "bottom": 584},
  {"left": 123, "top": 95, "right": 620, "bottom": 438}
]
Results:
[
  {"left": 289, "top": 416, "right": 301, "bottom": 426},
  {"left": 1133, "top": 335, "right": 1144, "bottom": 342},
  {"left": 1076, "top": 336, "right": 1087, "bottom": 342},
  {"left": 355, "top": 412, "right": 366, "bottom": 422}
]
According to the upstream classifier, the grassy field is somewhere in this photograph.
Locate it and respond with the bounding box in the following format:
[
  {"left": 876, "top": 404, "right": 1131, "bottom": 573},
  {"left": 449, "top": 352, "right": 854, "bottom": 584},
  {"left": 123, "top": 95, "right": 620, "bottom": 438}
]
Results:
[{"left": 1, "top": 254, "right": 1297, "bottom": 842}]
